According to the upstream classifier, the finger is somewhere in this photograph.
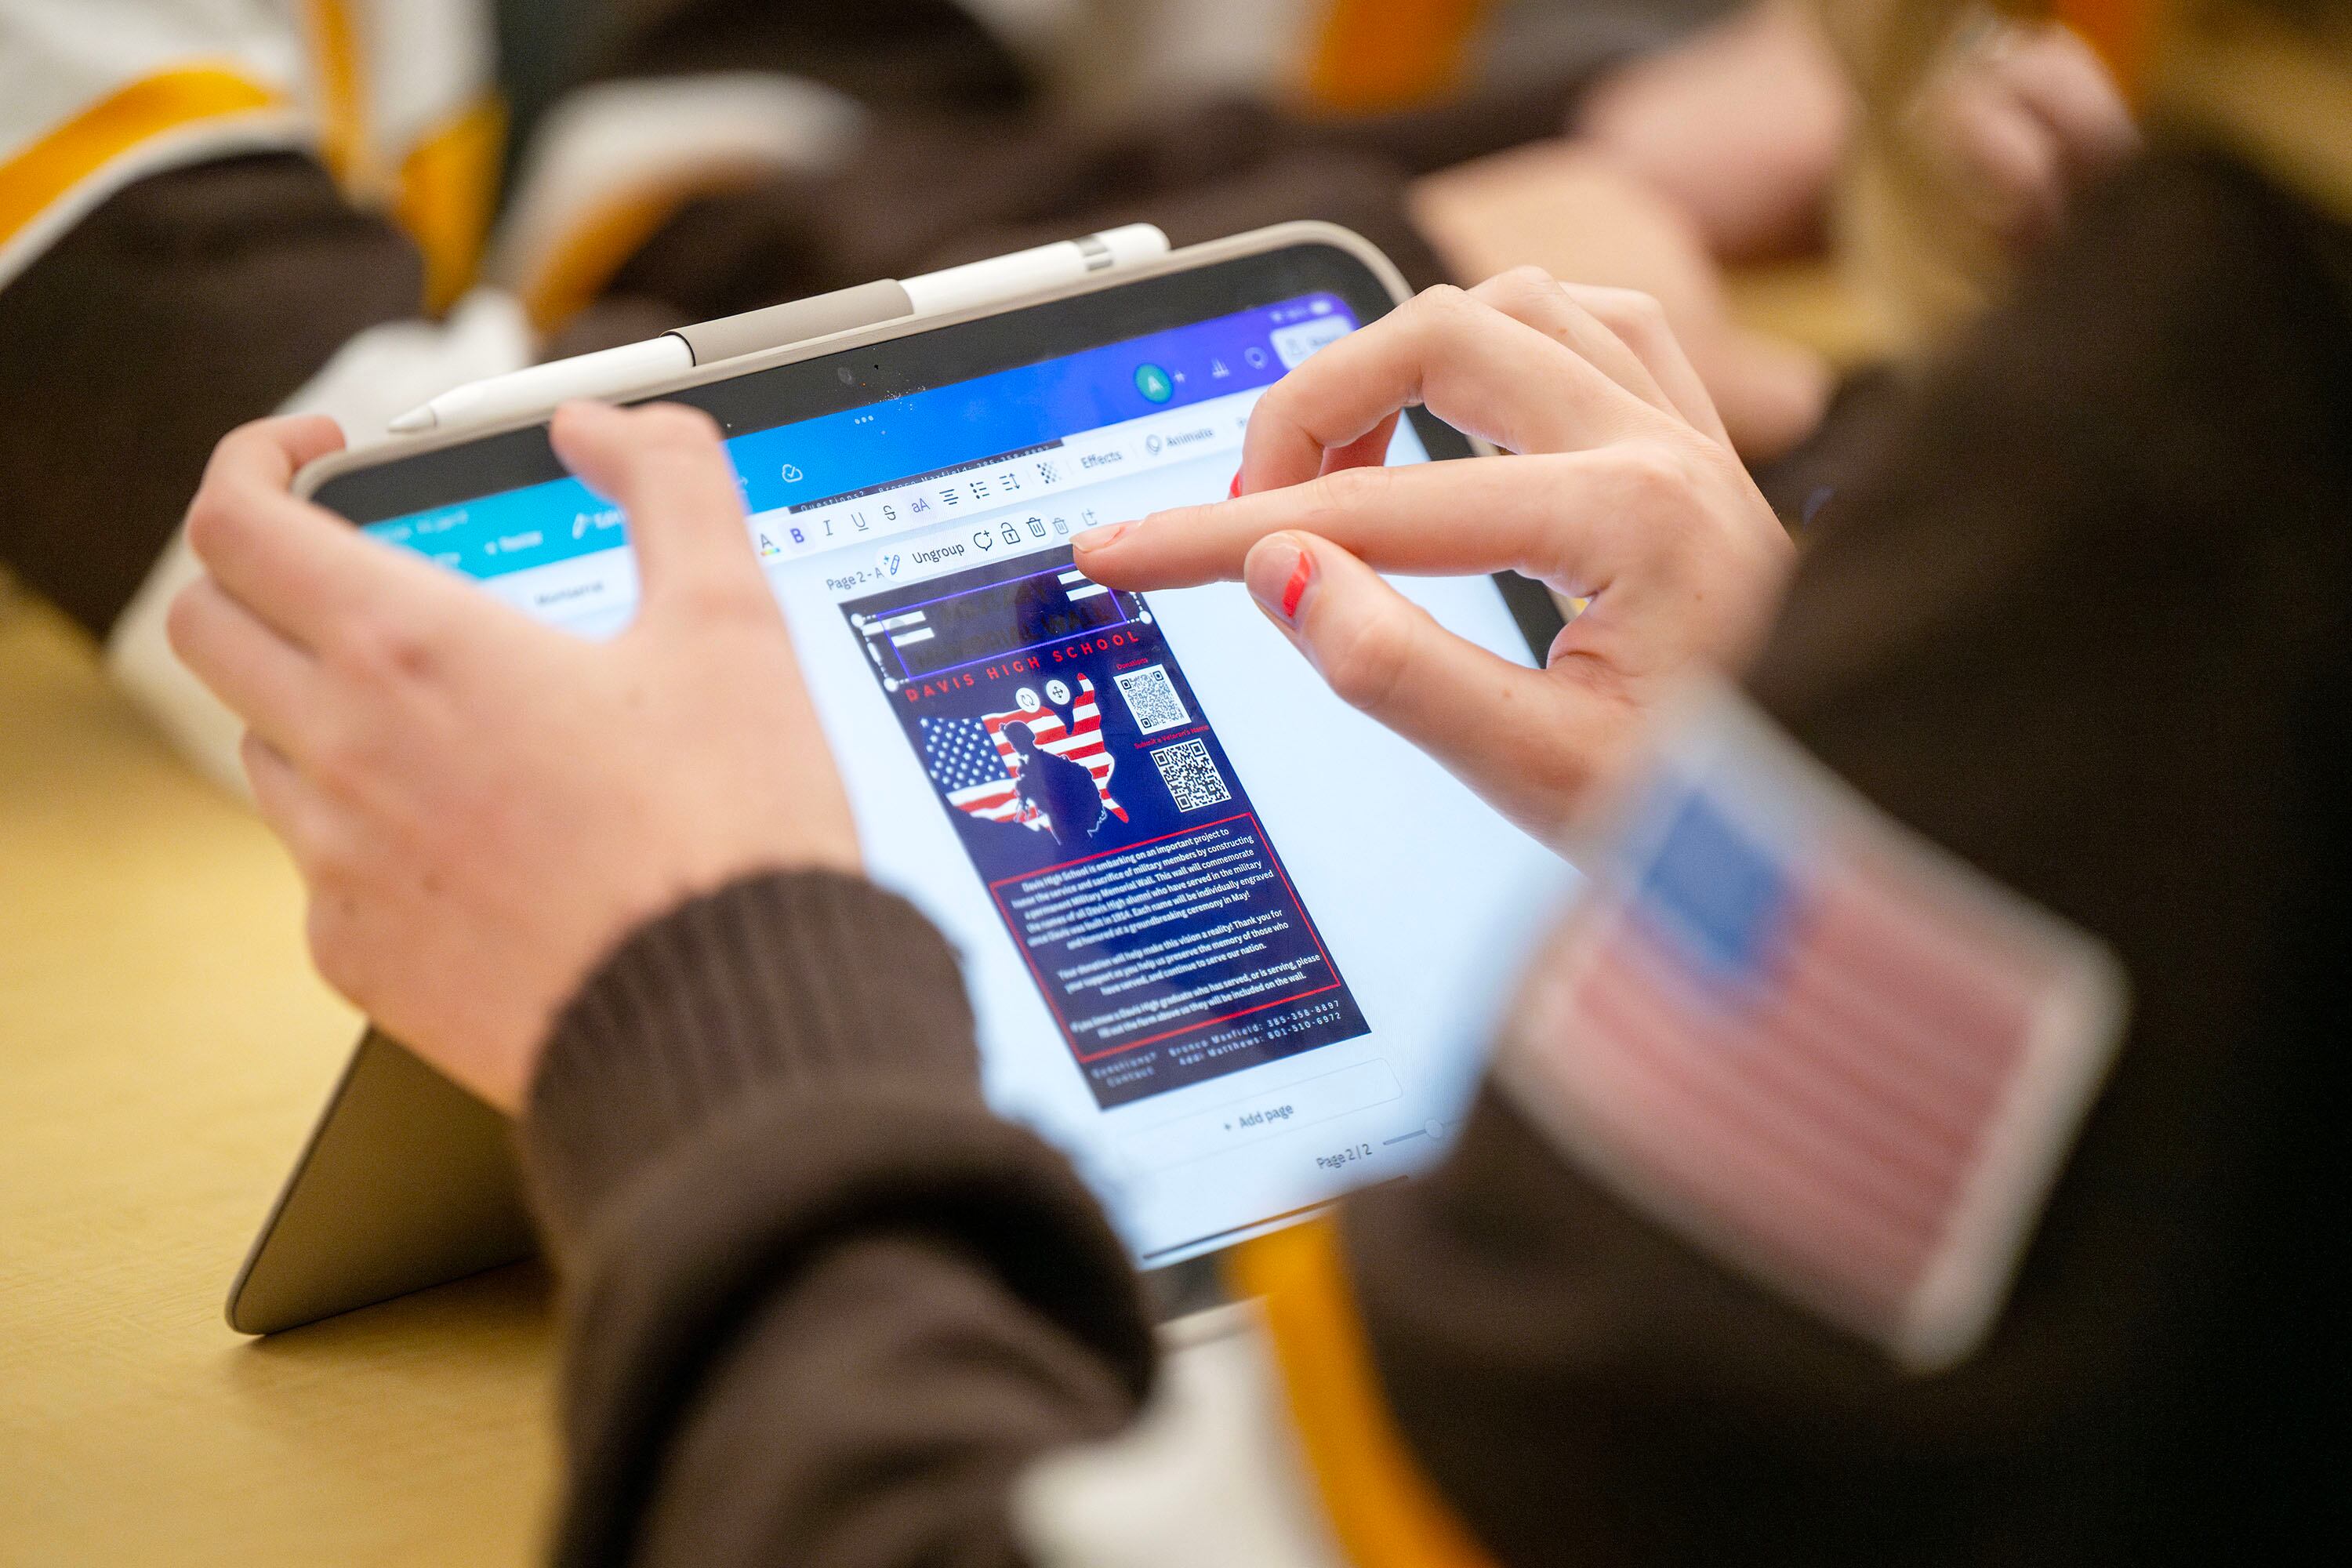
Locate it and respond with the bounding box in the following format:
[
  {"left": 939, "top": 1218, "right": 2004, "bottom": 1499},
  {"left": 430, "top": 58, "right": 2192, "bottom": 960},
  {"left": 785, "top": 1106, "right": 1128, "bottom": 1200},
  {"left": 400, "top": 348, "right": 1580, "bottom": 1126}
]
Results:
[
  {"left": 1994, "top": 26, "right": 2138, "bottom": 184},
  {"left": 1558, "top": 282, "right": 1733, "bottom": 449},
  {"left": 165, "top": 575, "right": 320, "bottom": 754},
  {"left": 1467, "top": 267, "right": 1684, "bottom": 427},
  {"left": 1079, "top": 447, "right": 1666, "bottom": 593},
  {"left": 549, "top": 401, "right": 766, "bottom": 623},
  {"left": 240, "top": 731, "right": 353, "bottom": 880},
  {"left": 200, "top": 413, "right": 348, "bottom": 490},
  {"left": 1243, "top": 531, "right": 1616, "bottom": 836},
  {"left": 1302, "top": 410, "right": 1402, "bottom": 487},
  {"left": 1675, "top": 320, "right": 1832, "bottom": 463},
  {"left": 187, "top": 416, "right": 465, "bottom": 652},
  {"left": 1238, "top": 285, "right": 1666, "bottom": 492},
  {"left": 1942, "top": 85, "right": 2066, "bottom": 240}
]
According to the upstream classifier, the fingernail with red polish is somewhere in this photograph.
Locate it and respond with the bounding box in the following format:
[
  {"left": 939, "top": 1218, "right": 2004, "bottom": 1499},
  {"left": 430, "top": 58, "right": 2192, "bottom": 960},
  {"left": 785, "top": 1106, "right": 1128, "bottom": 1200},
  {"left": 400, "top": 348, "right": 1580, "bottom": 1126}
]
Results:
[
  {"left": 1229, "top": 469, "right": 1245, "bottom": 499},
  {"left": 1247, "top": 535, "right": 1312, "bottom": 626},
  {"left": 1073, "top": 521, "right": 1134, "bottom": 552}
]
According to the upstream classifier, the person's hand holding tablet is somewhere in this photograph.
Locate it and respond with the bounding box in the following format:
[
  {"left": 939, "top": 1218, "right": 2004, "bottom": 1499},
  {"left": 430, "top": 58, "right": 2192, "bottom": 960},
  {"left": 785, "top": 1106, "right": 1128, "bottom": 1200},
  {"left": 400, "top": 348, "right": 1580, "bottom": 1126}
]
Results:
[
  {"left": 1075, "top": 268, "right": 1794, "bottom": 846},
  {"left": 167, "top": 403, "right": 858, "bottom": 1112}
]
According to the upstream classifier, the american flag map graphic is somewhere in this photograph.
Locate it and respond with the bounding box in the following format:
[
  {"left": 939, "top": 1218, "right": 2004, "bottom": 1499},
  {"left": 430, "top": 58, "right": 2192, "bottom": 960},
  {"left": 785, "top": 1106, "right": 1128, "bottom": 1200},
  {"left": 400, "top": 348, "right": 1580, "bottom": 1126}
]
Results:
[
  {"left": 1504, "top": 684, "right": 2124, "bottom": 1371},
  {"left": 919, "top": 675, "right": 1127, "bottom": 834}
]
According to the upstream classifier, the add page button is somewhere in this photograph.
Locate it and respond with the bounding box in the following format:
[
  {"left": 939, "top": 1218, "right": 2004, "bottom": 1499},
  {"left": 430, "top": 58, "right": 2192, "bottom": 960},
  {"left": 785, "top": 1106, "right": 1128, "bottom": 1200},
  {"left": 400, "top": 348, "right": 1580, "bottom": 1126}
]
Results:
[{"left": 1123, "top": 1059, "right": 1403, "bottom": 1171}]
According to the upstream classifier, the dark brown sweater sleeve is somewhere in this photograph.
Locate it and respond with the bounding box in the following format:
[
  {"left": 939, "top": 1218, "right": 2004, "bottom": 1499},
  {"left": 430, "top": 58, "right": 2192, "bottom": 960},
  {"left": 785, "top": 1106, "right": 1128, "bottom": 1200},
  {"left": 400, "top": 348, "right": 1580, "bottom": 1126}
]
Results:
[
  {"left": 1341, "top": 147, "right": 2349, "bottom": 1565},
  {"left": 0, "top": 154, "right": 421, "bottom": 638},
  {"left": 520, "top": 870, "right": 1155, "bottom": 1568}
]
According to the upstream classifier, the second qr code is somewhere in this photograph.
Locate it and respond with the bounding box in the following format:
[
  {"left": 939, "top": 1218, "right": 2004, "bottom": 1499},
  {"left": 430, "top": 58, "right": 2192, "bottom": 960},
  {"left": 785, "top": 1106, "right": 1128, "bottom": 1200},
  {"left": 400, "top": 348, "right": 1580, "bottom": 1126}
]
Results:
[
  {"left": 1151, "top": 739, "right": 1231, "bottom": 811},
  {"left": 1114, "top": 665, "right": 1190, "bottom": 735}
]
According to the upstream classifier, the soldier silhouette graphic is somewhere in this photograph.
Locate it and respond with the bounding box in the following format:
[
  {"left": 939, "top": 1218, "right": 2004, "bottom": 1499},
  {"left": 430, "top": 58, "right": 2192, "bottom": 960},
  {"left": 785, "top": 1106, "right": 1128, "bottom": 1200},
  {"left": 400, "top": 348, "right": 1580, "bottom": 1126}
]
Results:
[{"left": 1004, "top": 722, "right": 1105, "bottom": 848}]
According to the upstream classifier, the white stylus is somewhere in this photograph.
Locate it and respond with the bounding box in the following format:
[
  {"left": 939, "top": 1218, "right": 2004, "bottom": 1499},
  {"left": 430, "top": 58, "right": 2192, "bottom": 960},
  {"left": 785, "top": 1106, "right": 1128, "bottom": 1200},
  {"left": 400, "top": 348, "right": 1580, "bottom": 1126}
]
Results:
[{"left": 387, "top": 225, "right": 1170, "bottom": 434}]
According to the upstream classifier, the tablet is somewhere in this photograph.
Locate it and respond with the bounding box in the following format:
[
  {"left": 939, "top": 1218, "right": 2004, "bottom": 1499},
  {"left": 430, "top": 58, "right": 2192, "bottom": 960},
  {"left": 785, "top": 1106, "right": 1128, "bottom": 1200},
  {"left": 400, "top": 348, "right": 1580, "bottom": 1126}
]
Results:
[{"left": 237, "top": 225, "right": 1571, "bottom": 1330}]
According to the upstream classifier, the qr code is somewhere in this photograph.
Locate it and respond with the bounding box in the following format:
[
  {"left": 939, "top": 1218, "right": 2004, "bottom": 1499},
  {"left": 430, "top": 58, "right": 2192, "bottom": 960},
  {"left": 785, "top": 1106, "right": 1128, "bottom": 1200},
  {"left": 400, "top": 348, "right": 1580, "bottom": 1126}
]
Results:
[
  {"left": 1114, "top": 664, "right": 1190, "bottom": 735},
  {"left": 1151, "top": 739, "right": 1231, "bottom": 812}
]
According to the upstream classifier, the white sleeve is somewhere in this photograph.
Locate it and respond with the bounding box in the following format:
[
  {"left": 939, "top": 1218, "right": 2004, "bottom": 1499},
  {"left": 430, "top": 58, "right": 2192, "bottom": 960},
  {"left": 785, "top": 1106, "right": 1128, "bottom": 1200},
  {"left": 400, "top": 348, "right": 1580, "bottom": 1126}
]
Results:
[
  {"left": 0, "top": 0, "right": 309, "bottom": 290},
  {"left": 104, "top": 287, "right": 534, "bottom": 797},
  {"left": 1013, "top": 1304, "right": 1351, "bottom": 1568}
]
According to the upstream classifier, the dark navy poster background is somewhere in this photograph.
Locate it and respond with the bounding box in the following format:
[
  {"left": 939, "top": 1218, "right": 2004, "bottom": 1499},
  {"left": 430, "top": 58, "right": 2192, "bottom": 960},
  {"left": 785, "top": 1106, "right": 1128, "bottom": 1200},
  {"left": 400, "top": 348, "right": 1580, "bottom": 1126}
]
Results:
[{"left": 840, "top": 544, "right": 1368, "bottom": 1107}]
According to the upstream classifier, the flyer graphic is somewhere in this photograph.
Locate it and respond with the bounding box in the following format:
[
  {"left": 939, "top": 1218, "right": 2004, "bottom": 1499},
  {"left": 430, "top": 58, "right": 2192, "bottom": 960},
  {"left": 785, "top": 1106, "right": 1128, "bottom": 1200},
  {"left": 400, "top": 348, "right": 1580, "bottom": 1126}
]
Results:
[{"left": 841, "top": 545, "right": 1369, "bottom": 1108}]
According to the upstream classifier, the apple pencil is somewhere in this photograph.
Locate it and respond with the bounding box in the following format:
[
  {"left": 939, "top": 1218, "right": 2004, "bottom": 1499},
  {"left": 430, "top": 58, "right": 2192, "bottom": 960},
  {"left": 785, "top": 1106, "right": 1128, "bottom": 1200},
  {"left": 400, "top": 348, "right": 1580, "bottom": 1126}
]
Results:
[{"left": 387, "top": 225, "right": 1170, "bottom": 434}]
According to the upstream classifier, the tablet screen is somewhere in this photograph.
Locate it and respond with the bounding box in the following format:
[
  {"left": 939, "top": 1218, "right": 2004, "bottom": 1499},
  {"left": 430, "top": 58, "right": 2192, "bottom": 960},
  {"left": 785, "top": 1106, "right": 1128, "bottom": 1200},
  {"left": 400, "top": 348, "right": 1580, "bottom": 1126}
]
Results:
[{"left": 349, "top": 276, "right": 1572, "bottom": 1267}]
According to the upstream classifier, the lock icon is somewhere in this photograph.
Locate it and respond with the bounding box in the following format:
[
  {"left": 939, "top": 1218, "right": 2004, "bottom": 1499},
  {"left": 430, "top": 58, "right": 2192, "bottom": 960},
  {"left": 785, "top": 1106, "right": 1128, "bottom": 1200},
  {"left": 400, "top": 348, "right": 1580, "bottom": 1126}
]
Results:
[{"left": 1000, "top": 521, "right": 1021, "bottom": 545}]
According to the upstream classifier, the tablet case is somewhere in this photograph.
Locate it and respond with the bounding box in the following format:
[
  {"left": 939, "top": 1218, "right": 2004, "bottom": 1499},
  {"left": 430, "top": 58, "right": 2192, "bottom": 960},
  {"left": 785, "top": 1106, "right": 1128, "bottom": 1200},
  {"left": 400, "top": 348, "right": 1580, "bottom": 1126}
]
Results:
[{"left": 227, "top": 1029, "right": 533, "bottom": 1334}]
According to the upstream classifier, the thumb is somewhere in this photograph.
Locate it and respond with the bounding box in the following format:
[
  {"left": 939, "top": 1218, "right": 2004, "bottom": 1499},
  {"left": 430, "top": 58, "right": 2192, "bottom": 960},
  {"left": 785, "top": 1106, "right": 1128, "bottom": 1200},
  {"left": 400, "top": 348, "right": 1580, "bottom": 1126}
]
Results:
[
  {"left": 1244, "top": 531, "right": 1618, "bottom": 838},
  {"left": 548, "top": 401, "right": 764, "bottom": 618}
]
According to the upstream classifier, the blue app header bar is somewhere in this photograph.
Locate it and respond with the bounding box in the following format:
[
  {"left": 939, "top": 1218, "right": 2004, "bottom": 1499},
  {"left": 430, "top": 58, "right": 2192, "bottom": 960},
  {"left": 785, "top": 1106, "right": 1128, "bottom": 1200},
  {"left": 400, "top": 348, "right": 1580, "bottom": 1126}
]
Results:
[{"left": 365, "top": 292, "right": 1357, "bottom": 582}]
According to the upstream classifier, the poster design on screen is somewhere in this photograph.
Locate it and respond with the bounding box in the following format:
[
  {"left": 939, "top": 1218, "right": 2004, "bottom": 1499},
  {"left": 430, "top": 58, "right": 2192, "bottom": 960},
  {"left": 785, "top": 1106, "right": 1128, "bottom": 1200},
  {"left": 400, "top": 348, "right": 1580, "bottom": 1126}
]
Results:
[{"left": 843, "top": 546, "right": 1369, "bottom": 1107}]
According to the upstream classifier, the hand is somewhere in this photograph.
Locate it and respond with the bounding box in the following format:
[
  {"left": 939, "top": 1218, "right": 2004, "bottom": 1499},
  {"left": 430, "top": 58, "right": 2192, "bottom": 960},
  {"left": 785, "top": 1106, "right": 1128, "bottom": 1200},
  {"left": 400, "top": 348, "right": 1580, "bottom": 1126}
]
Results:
[
  {"left": 1074, "top": 270, "right": 1794, "bottom": 847},
  {"left": 168, "top": 402, "right": 857, "bottom": 1112},
  {"left": 1917, "top": 19, "right": 2138, "bottom": 254},
  {"left": 1408, "top": 142, "right": 1831, "bottom": 462},
  {"left": 1573, "top": 0, "right": 1854, "bottom": 263}
]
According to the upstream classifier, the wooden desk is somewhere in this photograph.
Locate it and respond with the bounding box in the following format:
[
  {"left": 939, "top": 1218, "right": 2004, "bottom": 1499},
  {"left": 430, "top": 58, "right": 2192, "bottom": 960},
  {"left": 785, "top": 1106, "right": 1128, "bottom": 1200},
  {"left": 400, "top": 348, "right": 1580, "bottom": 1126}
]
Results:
[
  {"left": 0, "top": 592, "right": 557, "bottom": 1564},
  {"left": 1726, "top": 256, "right": 1896, "bottom": 372}
]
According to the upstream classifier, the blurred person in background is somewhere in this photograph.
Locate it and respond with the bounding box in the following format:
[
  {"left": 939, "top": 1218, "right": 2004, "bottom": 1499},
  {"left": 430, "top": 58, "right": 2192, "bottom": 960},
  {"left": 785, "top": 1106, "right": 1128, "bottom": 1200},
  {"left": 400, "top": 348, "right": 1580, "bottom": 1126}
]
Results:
[
  {"left": 1, "top": 0, "right": 2125, "bottom": 789},
  {"left": 165, "top": 0, "right": 2342, "bottom": 1563}
]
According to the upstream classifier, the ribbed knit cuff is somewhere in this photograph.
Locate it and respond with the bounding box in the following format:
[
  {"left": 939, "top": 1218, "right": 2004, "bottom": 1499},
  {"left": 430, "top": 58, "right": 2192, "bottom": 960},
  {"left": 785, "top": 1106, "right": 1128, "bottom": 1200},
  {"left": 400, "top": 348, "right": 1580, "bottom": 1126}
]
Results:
[{"left": 521, "top": 869, "right": 980, "bottom": 1258}]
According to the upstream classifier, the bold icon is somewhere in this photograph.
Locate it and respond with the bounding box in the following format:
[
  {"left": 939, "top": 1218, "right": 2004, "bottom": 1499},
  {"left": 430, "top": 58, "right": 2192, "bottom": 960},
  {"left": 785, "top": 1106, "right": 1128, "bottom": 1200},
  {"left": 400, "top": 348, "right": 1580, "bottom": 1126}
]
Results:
[
  {"left": 1243, "top": 346, "right": 1268, "bottom": 369},
  {"left": 1045, "top": 679, "right": 1072, "bottom": 705},
  {"left": 1145, "top": 434, "right": 1163, "bottom": 455},
  {"left": 973, "top": 530, "right": 994, "bottom": 551},
  {"left": 1134, "top": 362, "right": 1174, "bottom": 402},
  {"left": 782, "top": 463, "right": 804, "bottom": 482},
  {"left": 1000, "top": 521, "right": 1021, "bottom": 545},
  {"left": 789, "top": 526, "right": 806, "bottom": 544}
]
